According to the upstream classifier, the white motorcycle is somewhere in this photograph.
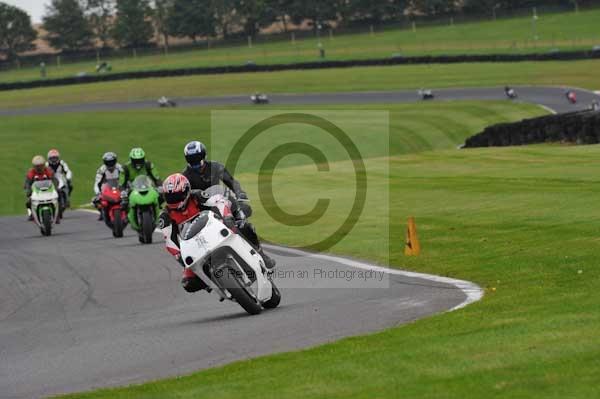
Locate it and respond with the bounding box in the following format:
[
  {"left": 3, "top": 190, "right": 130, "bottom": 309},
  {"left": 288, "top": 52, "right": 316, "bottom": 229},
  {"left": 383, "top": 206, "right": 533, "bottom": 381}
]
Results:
[
  {"left": 179, "top": 186, "right": 281, "bottom": 315},
  {"left": 30, "top": 180, "right": 59, "bottom": 236},
  {"left": 250, "top": 93, "right": 269, "bottom": 104}
]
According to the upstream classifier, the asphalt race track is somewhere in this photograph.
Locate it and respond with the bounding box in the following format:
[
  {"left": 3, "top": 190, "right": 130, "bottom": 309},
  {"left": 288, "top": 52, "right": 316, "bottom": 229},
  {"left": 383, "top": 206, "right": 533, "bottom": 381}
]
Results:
[
  {"left": 0, "top": 212, "right": 475, "bottom": 398},
  {"left": 1, "top": 86, "right": 599, "bottom": 117},
  {"left": 2, "top": 86, "right": 599, "bottom": 398}
]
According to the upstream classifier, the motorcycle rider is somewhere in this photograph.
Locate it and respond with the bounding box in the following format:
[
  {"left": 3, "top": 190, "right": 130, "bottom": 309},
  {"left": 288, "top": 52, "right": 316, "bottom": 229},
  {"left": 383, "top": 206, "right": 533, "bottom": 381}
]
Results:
[
  {"left": 505, "top": 86, "right": 516, "bottom": 98},
  {"left": 159, "top": 173, "right": 275, "bottom": 294},
  {"left": 24, "top": 155, "right": 59, "bottom": 221},
  {"left": 93, "top": 152, "right": 125, "bottom": 220},
  {"left": 182, "top": 141, "right": 274, "bottom": 264},
  {"left": 121, "top": 147, "right": 162, "bottom": 188},
  {"left": 120, "top": 148, "right": 162, "bottom": 227},
  {"left": 46, "top": 149, "right": 73, "bottom": 207}
]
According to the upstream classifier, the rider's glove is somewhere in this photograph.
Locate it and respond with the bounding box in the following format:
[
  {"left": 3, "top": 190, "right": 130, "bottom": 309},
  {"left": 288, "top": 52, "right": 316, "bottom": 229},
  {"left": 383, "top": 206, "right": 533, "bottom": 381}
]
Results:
[
  {"left": 157, "top": 211, "right": 171, "bottom": 230},
  {"left": 234, "top": 208, "right": 247, "bottom": 229},
  {"left": 238, "top": 191, "right": 249, "bottom": 200}
]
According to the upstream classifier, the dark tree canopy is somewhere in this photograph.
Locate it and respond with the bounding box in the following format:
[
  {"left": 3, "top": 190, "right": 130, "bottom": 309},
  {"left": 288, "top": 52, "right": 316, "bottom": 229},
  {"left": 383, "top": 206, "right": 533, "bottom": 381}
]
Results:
[
  {"left": 167, "top": 0, "right": 216, "bottom": 42},
  {"left": 43, "top": 0, "right": 93, "bottom": 51},
  {"left": 86, "top": 0, "right": 114, "bottom": 48},
  {"left": 0, "top": 2, "right": 37, "bottom": 60},
  {"left": 112, "top": 0, "right": 154, "bottom": 48}
]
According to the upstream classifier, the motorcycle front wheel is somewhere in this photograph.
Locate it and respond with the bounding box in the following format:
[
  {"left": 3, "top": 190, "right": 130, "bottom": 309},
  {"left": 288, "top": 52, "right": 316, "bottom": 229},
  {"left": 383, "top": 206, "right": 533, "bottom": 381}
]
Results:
[
  {"left": 216, "top": 266, "right": 262, "bottom": 315},
  {"left": 41, "top": 208, "right": 52, "bottom": 236},
  {"left": 113, "top": 209, "right": 124, "bottom": 238},
  {"left": 140, "top": 209, "right": 154, "bottom": 244}
]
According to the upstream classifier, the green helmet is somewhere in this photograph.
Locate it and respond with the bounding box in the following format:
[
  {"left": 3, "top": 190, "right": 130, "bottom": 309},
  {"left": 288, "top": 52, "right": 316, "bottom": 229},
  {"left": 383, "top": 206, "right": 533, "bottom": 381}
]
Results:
[{"left": 129, "top": 147, "right": 146, "bottom": 170}]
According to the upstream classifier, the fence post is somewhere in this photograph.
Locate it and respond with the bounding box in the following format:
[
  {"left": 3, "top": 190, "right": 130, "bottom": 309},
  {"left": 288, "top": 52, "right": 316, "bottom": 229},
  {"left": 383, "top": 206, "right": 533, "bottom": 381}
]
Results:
[
  {"left": 370, "top": 25, "right": 374, "bottom": 36},
  {"left": 133, "top": 48, "right": 137, "bottom": 58},
  {"left": 248, "top": 36, "right": 252, "bottom": 48},
  {"left": 291, "top": 32, "right": 295, "bottom": 45},
  {"left": 412, "top": 21, "right": 416, "bottom": 33},
  {"left": 329, "top": 28, "right": 333, "bottom": 41},
  {"left": 56, "top": 55, "right": 61, "bottom": 68}
]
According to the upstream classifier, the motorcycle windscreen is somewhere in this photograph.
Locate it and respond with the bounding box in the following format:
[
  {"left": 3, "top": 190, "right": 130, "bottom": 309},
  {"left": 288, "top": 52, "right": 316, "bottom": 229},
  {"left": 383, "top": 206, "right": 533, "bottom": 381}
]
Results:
[
  {"left": 132, "top": 175, "right": 154, "bottom": 192},
  {"left": 203, "top": 185, "right": 228, "bottom": 198},
  {"left": 32, "top": 180, "right": 53, "bottom": 191},
  {"left": 181, "top": 211, "right": 211, "bottom": 241},
  {"left": 103, "top": 178, "right": 120, "bottom": 189}
]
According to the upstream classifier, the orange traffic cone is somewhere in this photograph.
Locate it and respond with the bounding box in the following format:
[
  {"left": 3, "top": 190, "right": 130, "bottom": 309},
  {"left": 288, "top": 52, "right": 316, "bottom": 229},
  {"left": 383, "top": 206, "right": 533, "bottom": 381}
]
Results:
[{"left": 404, "top": 217, "right": 421, "bottom": 256}]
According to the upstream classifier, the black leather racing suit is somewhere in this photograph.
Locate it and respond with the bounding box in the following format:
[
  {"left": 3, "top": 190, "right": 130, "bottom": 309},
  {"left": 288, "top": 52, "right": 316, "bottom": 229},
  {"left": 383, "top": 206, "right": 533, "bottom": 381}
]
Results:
[{"left": 182, "top": 161, "right": 258, "bottom": 248}]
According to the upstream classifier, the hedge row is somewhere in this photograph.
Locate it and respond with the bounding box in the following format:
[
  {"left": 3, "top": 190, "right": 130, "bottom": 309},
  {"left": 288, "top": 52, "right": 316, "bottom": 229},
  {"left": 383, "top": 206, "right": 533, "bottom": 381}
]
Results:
[
  {"left": 464, "top": 109, "right": 600, "bottom": 148},
  {"left": 2, "top": 49, "right": 600, "bottom": 92}
]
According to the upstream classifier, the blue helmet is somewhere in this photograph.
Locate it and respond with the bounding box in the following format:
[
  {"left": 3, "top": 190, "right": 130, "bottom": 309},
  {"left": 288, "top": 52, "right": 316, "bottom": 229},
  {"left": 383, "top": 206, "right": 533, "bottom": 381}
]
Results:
[{"left": 184, "top": 141, "right": 206, "bottom": 168}]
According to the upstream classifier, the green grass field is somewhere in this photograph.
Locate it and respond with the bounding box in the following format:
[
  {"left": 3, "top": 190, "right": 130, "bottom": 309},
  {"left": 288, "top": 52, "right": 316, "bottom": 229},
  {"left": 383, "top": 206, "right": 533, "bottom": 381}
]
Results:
[
  {"left": 2, "top": 60, "right": 600, "bottom": 110},
  {"left": 4, "top": 101, "right": 600, "bottom": 398},
  {"left": 2, "top": 7, "right": 600, "bottom": 84}
]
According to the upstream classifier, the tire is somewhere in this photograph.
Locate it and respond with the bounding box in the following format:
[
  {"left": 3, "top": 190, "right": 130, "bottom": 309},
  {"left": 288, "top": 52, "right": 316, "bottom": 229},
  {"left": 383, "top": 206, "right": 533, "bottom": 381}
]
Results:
[
  {"left": 41, "top": 208, "right": 52, "bottom": 236},
  {"left": 216, "top": 267, "right": 262, "bottom": 315},
  {"left": 58, "top": 191, "right": 66, "bottom": 219},
  {"left": 113, "top": 209, "right": 124, "bottom": 238},
  {"left": 141, "top": 209, "right": 154, "bottom": 244},
  {"left": 262, "top": 281, "right": 281, "bottom": 309}
]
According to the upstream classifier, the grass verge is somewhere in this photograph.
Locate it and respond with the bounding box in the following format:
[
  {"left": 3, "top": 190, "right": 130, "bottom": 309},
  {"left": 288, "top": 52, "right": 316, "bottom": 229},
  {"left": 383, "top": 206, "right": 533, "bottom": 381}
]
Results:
[
  {"left": 6, "top": 102, "right": 599, "bottom": 397},
  {"left": 2, "top": 7, "right": 600, "bottom": 83},
  {"left": 40, "top": 105, "right": 598, "bottom": 398}
]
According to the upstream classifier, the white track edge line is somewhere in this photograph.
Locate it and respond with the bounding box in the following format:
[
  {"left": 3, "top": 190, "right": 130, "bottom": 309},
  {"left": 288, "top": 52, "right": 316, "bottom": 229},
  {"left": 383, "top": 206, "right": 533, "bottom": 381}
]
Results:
[
  {"left": 263, "top": 243, "right": 483, "bottom": 312},
  {"left": 538, "top": 104, "right": 558, "bottom": 115}
]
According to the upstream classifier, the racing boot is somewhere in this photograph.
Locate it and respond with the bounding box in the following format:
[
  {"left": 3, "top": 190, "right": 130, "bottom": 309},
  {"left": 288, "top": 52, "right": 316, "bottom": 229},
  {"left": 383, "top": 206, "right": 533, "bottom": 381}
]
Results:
[
  {"left": 258, "top": 248, "right": 276, "bottom": 270},
  {"left": 181, "top": 268, "right": 210, "bottom": 293}
]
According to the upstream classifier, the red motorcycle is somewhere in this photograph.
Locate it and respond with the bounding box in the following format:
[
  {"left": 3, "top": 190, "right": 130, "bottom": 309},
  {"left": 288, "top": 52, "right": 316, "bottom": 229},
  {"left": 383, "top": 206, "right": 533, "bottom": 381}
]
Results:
[
  {"left": 99, "top": 181, "right": 128, "bottom": 237},
  {"left": 566, "top": 91, "right": 577, "bottom": 104}
]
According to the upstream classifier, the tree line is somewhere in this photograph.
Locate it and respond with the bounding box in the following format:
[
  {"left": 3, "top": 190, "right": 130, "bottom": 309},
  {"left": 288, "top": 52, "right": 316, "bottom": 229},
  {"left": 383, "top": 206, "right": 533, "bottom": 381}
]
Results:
[{"left": 2, "top": 0, "right": 600, "bottom": 60}]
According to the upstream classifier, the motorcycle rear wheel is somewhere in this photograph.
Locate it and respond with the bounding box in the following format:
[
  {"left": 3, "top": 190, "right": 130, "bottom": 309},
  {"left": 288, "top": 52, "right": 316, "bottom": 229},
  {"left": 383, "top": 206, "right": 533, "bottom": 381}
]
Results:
[{"left": 262, "top": 280, "right": 281, "bottom": 309}]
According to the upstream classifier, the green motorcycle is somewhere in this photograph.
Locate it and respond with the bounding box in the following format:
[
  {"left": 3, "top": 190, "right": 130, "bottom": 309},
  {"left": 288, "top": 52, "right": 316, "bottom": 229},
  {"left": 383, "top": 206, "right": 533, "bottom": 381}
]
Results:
[{"left": 127, "top": 175, "right": 161, "bottom": 244}]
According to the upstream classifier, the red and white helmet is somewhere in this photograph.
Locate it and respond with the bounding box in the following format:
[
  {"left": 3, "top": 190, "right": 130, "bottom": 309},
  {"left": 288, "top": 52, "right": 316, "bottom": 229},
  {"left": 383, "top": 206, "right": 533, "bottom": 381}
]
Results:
[
  {"left": 163, "top": 173, "right": 191, "bottom": 210},
  {"left": 47, "top": 149, "right": 60, "bottom": 166}
]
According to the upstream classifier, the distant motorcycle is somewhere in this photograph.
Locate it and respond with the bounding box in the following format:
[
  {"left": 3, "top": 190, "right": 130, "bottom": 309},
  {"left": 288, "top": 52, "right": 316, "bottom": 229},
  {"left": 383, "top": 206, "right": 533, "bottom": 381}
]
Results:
[
  {"left": 505, "top": 87, "right": 518, "bottom": 99},
  {"left": 30, "top": 180, "right": 59, "bottom": 236},
  {"left": 99, "top": 181, "right": 128, "bottom": 238},
  {"left": 418, "top": 89, "right": 435, "bottom": 100},
  {"left": 251, "top": 93, "right": 269, "bottom": 104},
  {"left": 158, "top": 96, "right": 177, "bottom": 108},
  {"left": 127, "top": 175, "right": 161, "bottom": 244},
  {"left": 566, "top": 91, "right": 577, "bottom": 104}
]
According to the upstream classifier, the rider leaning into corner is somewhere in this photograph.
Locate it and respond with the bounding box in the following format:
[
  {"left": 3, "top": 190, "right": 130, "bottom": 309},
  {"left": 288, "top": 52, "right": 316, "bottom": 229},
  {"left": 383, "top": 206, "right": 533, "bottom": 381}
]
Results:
[
  {"left": 24, "top": 155, "right": 59, "bottom": 221},
  {"left": 93, "top": 152, "right": 125, "bottom": 220},
  {"left": 158, "top": 141, "right": 276, "bottom": 293},
  {"left": 46, "top": 149, "right": 73, "bottom": 206}
]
